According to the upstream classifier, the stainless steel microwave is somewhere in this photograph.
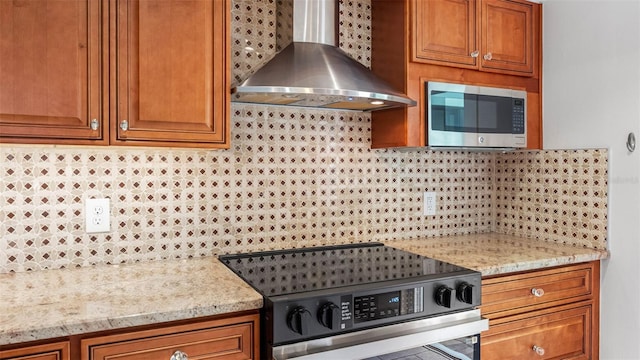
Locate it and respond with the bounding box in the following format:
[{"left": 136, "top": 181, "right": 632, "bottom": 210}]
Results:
[{"left": 426, "top": 82, "right": 527, "bottom": 149}]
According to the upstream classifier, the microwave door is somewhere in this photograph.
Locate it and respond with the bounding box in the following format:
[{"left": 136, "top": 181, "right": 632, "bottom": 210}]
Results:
[{"left": 428, "top": 91, "right": 480, "bottom": 147}]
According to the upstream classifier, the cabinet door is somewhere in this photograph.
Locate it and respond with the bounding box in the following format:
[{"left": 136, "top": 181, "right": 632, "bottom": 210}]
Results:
[
  {"left": 114, "top": 0, "right": 229, "bottom": 148},
  {"left": 482, "top": 262, "right": 595, "bottom": 318},
  {"left": 412, "top": 0, "right": 478, "bottom": 68},
  {"left": 0, "top": 0, "right": 107, "bottom": 144},
  {"left": 82, "top": 315, "right": 258, "bottom": 360},
  {"left": 480, "top": 0, "right": 535, "bottom": 75},
  {"left": 482, "top": 305, "right": 592, "bottom": 360},
  {"left": 0, "top": 342, "right": 70, "bottom": 360}
]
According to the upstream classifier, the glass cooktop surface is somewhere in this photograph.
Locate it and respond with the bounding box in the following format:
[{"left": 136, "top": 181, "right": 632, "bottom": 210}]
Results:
[{"left": 219, "top": 242, "right": 472, "bottom": 297}]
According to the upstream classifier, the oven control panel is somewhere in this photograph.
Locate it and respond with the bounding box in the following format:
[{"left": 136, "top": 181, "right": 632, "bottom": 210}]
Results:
[
  {"left": 354, "top": 287, "right": 423, "bottom": 322},
  {"left": 270, "top": 273, "right": 481, "bottom": 345}
]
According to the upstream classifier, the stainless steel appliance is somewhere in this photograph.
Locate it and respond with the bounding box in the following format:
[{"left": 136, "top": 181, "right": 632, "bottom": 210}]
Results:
[
  {"left": 219, "top": 243, "right": 488, "bottom": 360},
  {"left": 426, "top": 81, "right": 527, "bottom": 149},
  {"left": 231, "top": 0, "right": 416, "bottom": 111}
]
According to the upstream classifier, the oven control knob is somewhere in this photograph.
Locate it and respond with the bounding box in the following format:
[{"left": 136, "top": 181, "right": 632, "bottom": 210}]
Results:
[
  {"left": 287, "top": 306, "right": 312, "bottom": 335},
  {"left": 435, "top": 285, "right": 453, "bottom": 308},
  {"left": 318, "top": 302, "right": 341, "bottom": 330},
  {"left": 457, "top": 282, "right": 474, "bottom": 304}
]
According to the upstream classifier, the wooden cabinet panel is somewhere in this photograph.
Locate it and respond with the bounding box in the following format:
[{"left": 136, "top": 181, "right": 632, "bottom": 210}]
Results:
[
  {"left": 482, "top": 305, "right": 592, "bottom": 360},
  {"left": 412, "top": 0, "right": 478, "bottom": 67},
  {"left": 480, "top": 0, "right": 535, "bottom": 75},
  {"left": 82, "top": 314, "right": 258, "bottom": 360},
  {"left": 0, "top": 342, "right": 70, "bottom": 360},
  {"left": 0, "top": 0, "right": 107, "bottom": 144},
  {"left": 113, "top": 0, "right": 229, "bottom": 147},
  {"left": 1, "top": 0, "right": 230, "bottom": 148},
  {"left": 482, "top": 262, "right": 594, "bottom": 318},
  {"left": 480, "top": 262, "right": 600, "bottom": 360}
]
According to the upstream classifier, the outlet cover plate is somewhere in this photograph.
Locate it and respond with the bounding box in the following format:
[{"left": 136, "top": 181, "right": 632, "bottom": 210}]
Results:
[
  {"left": 423, "top": 192, "right": 436, "bottom": 216},
  {"left": 85, "top": 198, "right": 110, "bottom": 233}
]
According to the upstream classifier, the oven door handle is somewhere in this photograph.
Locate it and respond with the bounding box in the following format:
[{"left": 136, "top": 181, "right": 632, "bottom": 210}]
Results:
[{"left": 272, "top": 309, "right": 489, "bottom": 360}]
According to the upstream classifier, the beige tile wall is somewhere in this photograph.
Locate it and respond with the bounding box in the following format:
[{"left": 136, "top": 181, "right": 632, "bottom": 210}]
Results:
[
  {"left": 0, "top": 0, "right": 608, "bottom": 273},
  {"left": 494, "top": 150, "right": 608, "bottom": 250}
]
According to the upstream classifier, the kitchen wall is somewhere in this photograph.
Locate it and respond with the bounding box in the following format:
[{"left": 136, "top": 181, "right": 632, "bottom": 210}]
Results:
[
  {"left": 542, "top": 1, "right": 640, "bottom": 358},
  {"left": 0, "top": 0, "right": 607, "bottom": 273}
]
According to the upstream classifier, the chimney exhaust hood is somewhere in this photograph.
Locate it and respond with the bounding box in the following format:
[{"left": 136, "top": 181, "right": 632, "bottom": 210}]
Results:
[{"left": 231, "top": 0, "right": 416, "bottom": 112}]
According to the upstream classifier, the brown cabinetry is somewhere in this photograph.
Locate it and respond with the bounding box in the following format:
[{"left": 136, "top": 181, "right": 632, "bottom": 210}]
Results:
[
  {"left": 83, "top": 314, "right": 258, "bottom": 360},
  {"left": 0, "top": 341, "right": 70, "bottom": 360},
  {"left": 0, "top": 0, "right": 229, "bottom": 149},
  {"left": 481, "top": 262, "right": 600, "bottom": 359},
  {"left": 112, "top": 0, "right": 229, "bottom": 147},
  {"left": 414, "top": 0, "right": 535, "bottom": 76},
  {"left": 371, "top": 0, "right": 541, "bottom": 149},
  {"left": 0, "top": 312, "right": 258, "bottom": 360},
  {"left": 480, "top": 0, "right": 536, "bottom": 76},
  {"left": 0, "top": 0, "right": 107, "bottom": 145}
]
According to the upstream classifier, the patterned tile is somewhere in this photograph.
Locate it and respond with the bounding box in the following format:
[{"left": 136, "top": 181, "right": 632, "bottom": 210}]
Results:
[
  {"left": 0, "top": 0, "right": 608, "bottom": 272},
  {"left": 494, "top": 150, "right": 608, "bottom": 249}
]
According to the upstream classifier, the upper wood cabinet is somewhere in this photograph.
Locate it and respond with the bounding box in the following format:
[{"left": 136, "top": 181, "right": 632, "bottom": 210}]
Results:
[
  {"left": 371, "top": 0, "right": 541, "bottom": 149},
  {"left": 0, "top": 0, "right": 230, "bottom": 149},
  {"left": 412, "top": 0, "right": 536, "bottom": 77},
  {"left": 112, "top": 0, "right": 229, "bottom": 147},
  {"left": 413, "top": 0, "right": 478, "bottom": 68},
  {"left": 480, "top": 0, "right": 535, "bottom": 76},
  {"left": 0, "top": 0, "right": 108, "bottom": 145}
]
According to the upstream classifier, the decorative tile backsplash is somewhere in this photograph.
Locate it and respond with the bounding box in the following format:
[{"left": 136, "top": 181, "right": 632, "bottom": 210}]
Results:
[
  {"left": 0, "top": 0, "right": 608, "bottom": 272},
  {"left": 494, "top": 150, "right": 608, "bottom": 250}
]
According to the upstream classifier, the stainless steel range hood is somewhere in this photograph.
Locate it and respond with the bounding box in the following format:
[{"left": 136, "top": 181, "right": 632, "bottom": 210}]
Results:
[{"left": 231, "top": 0, "right": 416, "bottom": 112}]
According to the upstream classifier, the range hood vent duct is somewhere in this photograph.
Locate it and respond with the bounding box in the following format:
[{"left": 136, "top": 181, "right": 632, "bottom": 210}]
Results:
[{"left": 231, "top": 0, "right": 416, "bottom": 112}]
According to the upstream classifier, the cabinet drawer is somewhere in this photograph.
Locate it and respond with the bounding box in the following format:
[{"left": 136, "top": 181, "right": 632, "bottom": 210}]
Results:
[
  {"left": 0, "top": 342, "right": 70, "bottom": 360},
  {"left": 482, "top": 263, "right": 594, "bottom": 317},
  {"left": 482, "top": 305, "right": 592, "bottom": 360},
  {"left": 82, "top": 315, "right": 258, "bottom": 360}
]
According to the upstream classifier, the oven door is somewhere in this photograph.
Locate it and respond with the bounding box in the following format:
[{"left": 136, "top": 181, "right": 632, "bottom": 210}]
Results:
[{"left": 271, "top": 309, "right": 488, "bottom": 360}]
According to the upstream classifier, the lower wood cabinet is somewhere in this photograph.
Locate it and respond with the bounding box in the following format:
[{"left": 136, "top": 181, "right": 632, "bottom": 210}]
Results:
[
  {"left": 0, "top": 342, "right": 70, "bottom": 360},
  {"left": 82, "top": 314, "right": 259, "bottom": 360},
  {"left": 0, "top": 312, "right": 258, "bottom": 360},
  {"left": 482, "top": 304, "right": 592, "bottom": 360},
  {"left": 481, "top": 261, "right": 600, "bottom": 360}
]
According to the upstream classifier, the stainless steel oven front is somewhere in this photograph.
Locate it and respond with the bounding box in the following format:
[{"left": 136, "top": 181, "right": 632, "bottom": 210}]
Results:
[{"left": 272, "top": 309, "right": 486, "bottom": 360}]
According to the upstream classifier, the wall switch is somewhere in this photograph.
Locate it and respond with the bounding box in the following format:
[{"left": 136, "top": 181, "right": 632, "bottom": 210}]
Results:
[
  {"left": 423, "top": 192, "right": 437, "bottom": 216},
  {"left": 85, "top": 198, "right": 110, "bottom": 233}
]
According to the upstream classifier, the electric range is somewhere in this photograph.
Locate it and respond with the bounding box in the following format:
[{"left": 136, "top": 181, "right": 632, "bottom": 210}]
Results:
[{"left": 219, "top": 242, "right": 487, "bottom": 360}]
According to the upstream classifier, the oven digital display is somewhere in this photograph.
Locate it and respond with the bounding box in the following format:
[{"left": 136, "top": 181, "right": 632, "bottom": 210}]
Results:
[{"left": 354, "top": 291, "right": 401, "bottom": 323}]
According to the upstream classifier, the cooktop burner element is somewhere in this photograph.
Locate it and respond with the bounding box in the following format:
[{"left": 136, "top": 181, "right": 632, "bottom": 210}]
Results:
[{"left": 221, "top": 242, "right": 470, "bottom": 296}]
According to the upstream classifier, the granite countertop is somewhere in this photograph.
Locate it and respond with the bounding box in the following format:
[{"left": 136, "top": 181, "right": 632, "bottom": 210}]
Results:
[
  {"left": 1, "top": 232, "right": 609, "bottom": 346},
  {"left": 0, "top": 257, "right": 263, "bottom": 345},
  {"left": 385, "top": 232, "right": 609, "bottom": 276}
]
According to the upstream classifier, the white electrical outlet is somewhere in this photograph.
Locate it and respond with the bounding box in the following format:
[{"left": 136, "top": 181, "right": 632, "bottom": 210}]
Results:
[
  {"left": 85, "top": 198, "right": 111, "bottom": 233},
  {"left": 423, "top": 192, "right": 437, "bottom": 216}
]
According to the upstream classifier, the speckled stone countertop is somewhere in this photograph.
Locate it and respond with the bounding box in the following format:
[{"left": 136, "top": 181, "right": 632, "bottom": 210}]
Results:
[
  {"left": 0, "top": 257, "right": 262, "bottom": 345},
  {"left": 1, "top": 233, "right": 609, "bottom": 346},
  {"left": 385, "top": 232, "right": 609, "bottom": 277}
]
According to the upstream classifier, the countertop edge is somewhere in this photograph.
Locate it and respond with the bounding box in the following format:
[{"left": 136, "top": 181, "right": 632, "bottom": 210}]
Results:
[{"left": 1, "top": 299, "right": 263, "bottom": 346}]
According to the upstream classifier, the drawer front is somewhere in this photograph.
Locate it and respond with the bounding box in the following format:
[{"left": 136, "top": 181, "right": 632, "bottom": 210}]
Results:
[
  {"left": 482, "top": 305, "right": 591, "bottom": 360},
  {"left": 0, "top": 342, "right": 70, "bottom": 360},
  {"left": 482, "top": 263, "right": 594, "bottom": 316},
  {"left": 84, "top": 321, "right": 255, "bottom": 360}
]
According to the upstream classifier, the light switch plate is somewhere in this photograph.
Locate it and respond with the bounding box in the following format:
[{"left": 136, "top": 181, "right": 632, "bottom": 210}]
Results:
[{"left": 85, "top": 198, "right": 110, "bottom": 233}]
